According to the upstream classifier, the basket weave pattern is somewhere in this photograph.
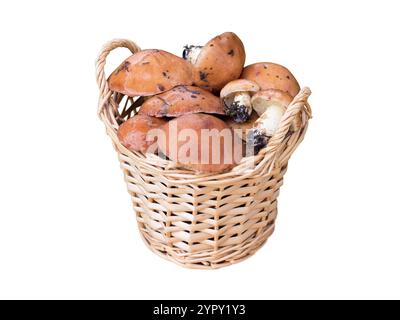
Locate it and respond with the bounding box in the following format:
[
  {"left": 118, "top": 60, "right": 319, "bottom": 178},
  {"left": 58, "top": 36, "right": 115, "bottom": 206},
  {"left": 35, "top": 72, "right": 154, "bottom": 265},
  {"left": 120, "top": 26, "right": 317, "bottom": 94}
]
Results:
[{"left": 96, "top": 39, "right": 312, "bottom": 269}]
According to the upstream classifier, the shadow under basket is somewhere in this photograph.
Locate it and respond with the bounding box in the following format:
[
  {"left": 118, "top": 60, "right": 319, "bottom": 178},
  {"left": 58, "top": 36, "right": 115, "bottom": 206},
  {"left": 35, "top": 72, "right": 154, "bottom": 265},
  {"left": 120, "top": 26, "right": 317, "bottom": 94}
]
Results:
[{"left": 96, "top": 39, "right": 312, "bottom": 269}]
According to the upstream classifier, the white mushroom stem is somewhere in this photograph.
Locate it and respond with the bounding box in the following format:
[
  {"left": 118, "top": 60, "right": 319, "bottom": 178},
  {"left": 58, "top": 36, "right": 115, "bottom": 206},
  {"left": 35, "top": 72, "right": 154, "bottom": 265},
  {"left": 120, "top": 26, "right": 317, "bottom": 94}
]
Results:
[
  {"left": 185, "top": 46, "right": 203, "bottom": 64},
  {"left": 234, "top": 92, "right": 251, "bottom": 110},
  {"left": 233, "top": 92, "right": 252, "bottom": 115},
  {"left": 255, "top": 104, "right": 286, "bottom": 137}
]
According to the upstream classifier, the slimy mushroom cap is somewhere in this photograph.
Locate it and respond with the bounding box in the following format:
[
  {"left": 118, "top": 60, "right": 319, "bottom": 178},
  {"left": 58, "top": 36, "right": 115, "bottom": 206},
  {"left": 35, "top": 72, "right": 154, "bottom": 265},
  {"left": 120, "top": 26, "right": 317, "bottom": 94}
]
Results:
[
  {"left": 117, "top": 114, "right": 167, "bottom": 153},
  {"left": 220, "top": 79, "right": 260, "bottom": 99},
  {"left": 109, "top": 49, "right": 193, "bottom": 97},
  {"left": 241, "top": 62, "right": 300, "bottom": 98},
  {"left": 158, "top": 113, "right": 242, "bottom": 173},
  {"left": 138, "top": 85, "right": 224, "bottom": 117}
]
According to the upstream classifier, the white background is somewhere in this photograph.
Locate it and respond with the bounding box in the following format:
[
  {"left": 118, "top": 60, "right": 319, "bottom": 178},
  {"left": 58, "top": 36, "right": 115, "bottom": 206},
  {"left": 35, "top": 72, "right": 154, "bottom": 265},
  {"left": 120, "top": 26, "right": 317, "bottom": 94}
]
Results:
[{"left": 0, "top": 0, "right": 399, "bottom": 300}]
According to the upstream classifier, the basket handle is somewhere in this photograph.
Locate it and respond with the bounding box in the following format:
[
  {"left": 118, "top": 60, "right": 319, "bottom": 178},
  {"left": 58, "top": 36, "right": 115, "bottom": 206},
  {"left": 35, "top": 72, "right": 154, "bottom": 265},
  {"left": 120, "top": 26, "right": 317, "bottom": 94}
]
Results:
[
  {"left": 95, "top": 39, "right": 141, "bottom": 116},
  {"left": 266, "top": 87, "right": 312, "bottom": 151}
]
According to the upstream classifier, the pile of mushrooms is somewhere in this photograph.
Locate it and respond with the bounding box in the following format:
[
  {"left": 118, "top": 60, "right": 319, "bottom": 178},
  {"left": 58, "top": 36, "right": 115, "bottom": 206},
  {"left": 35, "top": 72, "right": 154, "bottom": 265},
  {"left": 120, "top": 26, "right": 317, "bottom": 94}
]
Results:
[{"left": 110, "top": 32, "right": 301, "bottom": 174}]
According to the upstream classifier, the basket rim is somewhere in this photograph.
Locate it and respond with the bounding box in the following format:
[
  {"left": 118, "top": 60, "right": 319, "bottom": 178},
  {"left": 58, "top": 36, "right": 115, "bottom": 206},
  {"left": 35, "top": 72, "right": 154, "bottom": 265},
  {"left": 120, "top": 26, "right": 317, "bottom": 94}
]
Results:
[{"left": 96, "top": 38, "right": 312, "bottom": 184}]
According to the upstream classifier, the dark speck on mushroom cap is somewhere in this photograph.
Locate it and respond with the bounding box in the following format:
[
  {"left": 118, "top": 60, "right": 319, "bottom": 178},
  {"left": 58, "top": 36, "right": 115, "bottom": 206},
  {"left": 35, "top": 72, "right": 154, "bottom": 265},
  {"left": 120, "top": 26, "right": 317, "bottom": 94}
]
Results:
[
  {"left": 227, "top": 49, "right": 234, "bottom": 56},
  {"left": 115, "top": 61, "right": 131, "bottom": 75},
  {"left": 157, "top": 84, "right": 165, "bottom": 91},
  {"left": 122, "top": 61, "right": 130, "bottom": 70},
  {"left": 177, "top": 85, "right": 201, "bottom": 95},
  {"left": 159, "top": 99, "right": 169, "bottom": 116},
  {"left": 199, "top": 71, "right": 208, "bottom": 82}
]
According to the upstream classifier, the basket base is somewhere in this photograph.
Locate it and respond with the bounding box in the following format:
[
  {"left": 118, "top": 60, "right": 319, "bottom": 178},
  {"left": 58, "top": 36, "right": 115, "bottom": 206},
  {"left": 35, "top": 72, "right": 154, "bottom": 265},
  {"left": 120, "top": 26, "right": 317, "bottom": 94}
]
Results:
[{"left": 138, "top": 224, "right": 275, "bottom": 269}]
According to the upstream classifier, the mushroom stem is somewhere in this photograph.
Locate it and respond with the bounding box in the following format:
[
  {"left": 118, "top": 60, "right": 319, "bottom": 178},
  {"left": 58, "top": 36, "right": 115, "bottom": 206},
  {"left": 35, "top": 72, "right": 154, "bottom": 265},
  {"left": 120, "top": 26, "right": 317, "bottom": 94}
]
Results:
[
  {"left": 182, "top": 45, "right": 203, "bottom": 64},
  {"left": 233, "top": 92, "right": 252, "bottom": 113},
  {"left": 255, "top": 104, "right": 285, "bottom": 137},
  {"left": 246, "top": 128, "right": 268, "bottom": 155},
  {"left": 224, "top": 92, "right": 252, "bottom": 123}
]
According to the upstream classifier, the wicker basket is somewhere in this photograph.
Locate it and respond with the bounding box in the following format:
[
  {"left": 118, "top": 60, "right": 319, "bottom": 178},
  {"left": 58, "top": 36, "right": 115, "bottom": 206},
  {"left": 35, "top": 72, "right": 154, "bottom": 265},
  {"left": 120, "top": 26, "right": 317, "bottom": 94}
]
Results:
[{"left": 96, "top": 39, "right": 312, "bottom": 269}]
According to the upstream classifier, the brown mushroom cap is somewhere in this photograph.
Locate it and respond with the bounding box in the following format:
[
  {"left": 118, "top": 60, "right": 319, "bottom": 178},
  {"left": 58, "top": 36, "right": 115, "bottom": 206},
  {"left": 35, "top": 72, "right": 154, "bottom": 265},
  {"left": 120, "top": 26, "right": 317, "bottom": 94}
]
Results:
[
  {"left": 108, "top": 49, "right": 193, "bottom": 97},
  {"left": 191, "top": 32, "right": 246, "bottom": 91},
  {"left": 138, "top": 85, "right": 224, "bottom": 117},
  {"left": 226, "top": 112, "right": 259, "bottom": 141},
  {"left": 241, "top": 62, "right": 300, "bottom": 98},
  {"left": 251, "top": 89, "right": 293, "bottom": 114},
  {"left": 220, "top": 79, "right": 260, "bottom": 99},
  {"left": 117, "top": 115, "right": 167, "bottom": 153},
  {"left": 158, "top": 113, "right": 242, "bottom": 173}
]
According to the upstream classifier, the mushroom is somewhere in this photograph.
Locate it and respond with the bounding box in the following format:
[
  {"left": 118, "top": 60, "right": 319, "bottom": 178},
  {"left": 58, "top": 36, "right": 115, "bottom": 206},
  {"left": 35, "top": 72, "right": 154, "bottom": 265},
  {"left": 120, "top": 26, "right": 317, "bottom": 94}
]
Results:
[
  {"left": 241, "top": 62, "right": 300, "bottom": 98},
  {"left": 158, "top": 114, "right": 242, "bottom": 173},
  {"left": 220, "top": 79, "right": 260, "bottom": 123},
  {"left": 182, "top": 32, "right": 246, "bottom": 92},
  {"left": 251, "top": 89, "right": 294, "bottom": 137},
  {"left": 227, "top": 112, "right": 267, "bottom": 156},
  {"left": 117, "top": 115, "right": 167, "bottom": 153},
  {"left": 108, "top": 49, "right": 193, "bottom": 97},
  {"left": 138, "top": 85, "right": 224, "bottom": 117}
]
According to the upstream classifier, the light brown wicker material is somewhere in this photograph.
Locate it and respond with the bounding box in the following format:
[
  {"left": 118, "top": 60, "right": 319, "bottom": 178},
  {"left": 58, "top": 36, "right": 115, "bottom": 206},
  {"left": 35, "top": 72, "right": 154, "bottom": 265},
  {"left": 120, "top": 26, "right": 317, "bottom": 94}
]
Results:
[{"left": 96, "top": 39, "right": 312, "bottom": 269}]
